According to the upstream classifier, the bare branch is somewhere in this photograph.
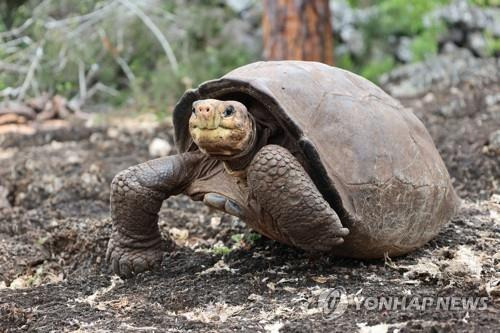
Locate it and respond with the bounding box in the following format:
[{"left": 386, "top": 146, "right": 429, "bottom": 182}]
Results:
[
  {"left": 44, "top": 1, "right": 118, "bottom": 30},
  {"left": 17, "top": 45, "right": 44, "bottom": 101},
  {"left": 0, "top": 18, "right": 33, "bottom": 39},
  {"left": 115, "top": 57, "right": 136, "bottom": 83},
  {"left": 78, "top": 60, "right": 87, "bottom": 101},
  {"left": 84, "top": 82, "right": 119, "bottom": 101},
  {"left": 118, "top": 0, "right": 179, "bottom": 73},
  {"left": 0, "top": 61, "right": 29, "bottom": 73},
  {"left": 0, "top": 36, "right": 33, "bottom": 48}
]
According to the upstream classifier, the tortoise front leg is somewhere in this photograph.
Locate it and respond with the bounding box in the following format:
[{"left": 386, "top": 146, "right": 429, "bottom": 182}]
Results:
[
  {"left": 107, "top": 151, "right": 204, "bottom": 277},
  {"left": 247, "top": 145, "right": 349, "bottom": 252}
]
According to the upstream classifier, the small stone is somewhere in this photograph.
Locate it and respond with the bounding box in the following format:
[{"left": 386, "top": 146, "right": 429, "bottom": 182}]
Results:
[
  {"left": 445, "top": 246, "right": 482, "bottom": 281},
  {"left": 423, "top": 93, "right": 435, "bottom": 103},
  {"left": 247, "top": 293, "right": 263, "bottom": 302},
  {"left": 210, "top": 216, "right": 221, "bottom": 228},
  {"left": 89, "top": 132, "right": 104, "bottom": 143},
  {"left": 485, "top": 94, "right": 500, "bottom": 107},
  {"left": 67, "top": 154, "right": 82, "bottom": 164},
  {"left": 169, "top": 227, "right": 189, "bottom": 241},
  {"left": 467, "top": 32, "right": 488, "bottom": 57},
  {"left": 487, "top": 129, "right": 500, "bottom": 154},
  {"left": 148, "top": 138, "right": 172, "bottom": 157},
  {"left": 396, "top": 37, "right": 413, "bottom": 63},
  {"left": 106, "top": 127, "right": 120, "bottom": 138},
  {"left": 0, "top": 186, "right": 11, "bottom": 209}
]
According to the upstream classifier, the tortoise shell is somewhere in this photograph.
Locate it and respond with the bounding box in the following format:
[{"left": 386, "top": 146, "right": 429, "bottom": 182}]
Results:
[{"left": 173, "top": 61, "right": 459, "bottom": 258}]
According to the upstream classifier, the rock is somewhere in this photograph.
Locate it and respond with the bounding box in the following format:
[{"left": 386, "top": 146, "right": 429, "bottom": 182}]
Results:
[
  {"left": 428, "top": 0, "right": 500, "bottom": 57},
  {"left": 485, "top": 93, "right": 500, "bottom": 114},
  {"left": 330, "top": 0, "right": 377, "bottom": 57},
  {"left": 330, "top": 0, "right": 355, "bottom": 31},
  {"left": 467, "top": 31, "right": 488, "bottom": 57},
  {"left": 0, "top": 186, "right": 11, "bottom": 209},
  {"left": 106, "top": 127, "right": 120, "bottom": 139},
  {"left": 396, "top": 37, "right": 413, "bottom": 63},
  {"left": 431, "top": 0, "right": 500, "bottom": 35},
  {"left": 148, "top": 138, "right": 172, "bottom": 157},
  {"left": 380, "top": 49, "right": 500, "bottom": 97},
  {"left": 340, "top": 25, "right": 365, "bottom": 56},
  {"left": 403, "top": 258, "right": 442, "bottom": 280},
  {"left": 225, "top": 0, "right": 253, "bottom": 12},
  {"left": 442, "top": 42, "right": 460, "bottom": 54},
  {"left": 444, "top": 246, "right": 482, "bottom": 281},
  {"left": 487, "top": 129, "right": 500, "bottom": 155}
]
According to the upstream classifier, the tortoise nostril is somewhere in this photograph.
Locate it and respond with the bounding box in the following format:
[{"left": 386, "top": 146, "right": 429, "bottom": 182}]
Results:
[{"left": 193, "top": 104, "right": 213, "bottom": 116}]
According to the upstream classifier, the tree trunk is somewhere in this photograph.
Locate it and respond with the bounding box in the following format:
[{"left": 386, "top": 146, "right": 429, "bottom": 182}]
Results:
[{"left": 262, "top": 0, "right": 334, "bottom": 65}]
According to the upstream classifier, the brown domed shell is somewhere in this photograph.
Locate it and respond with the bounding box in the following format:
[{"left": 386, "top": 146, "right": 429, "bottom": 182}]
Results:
[{"left": 173, "top": 61, "right": 459, "bottom": 258}]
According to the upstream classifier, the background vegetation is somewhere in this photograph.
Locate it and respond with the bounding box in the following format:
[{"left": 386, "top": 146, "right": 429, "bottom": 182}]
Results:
[{"left": 0, "top": 0, "right": 498, "bottom": 113}]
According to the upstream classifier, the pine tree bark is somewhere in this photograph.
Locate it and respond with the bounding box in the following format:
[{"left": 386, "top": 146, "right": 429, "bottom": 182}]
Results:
[{"left": 262, "top": 0, "right": 334, "bottom": 65}]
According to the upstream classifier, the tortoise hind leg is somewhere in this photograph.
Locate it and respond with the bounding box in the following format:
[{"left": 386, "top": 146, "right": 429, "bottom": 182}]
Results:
[{"left": 247, "top": 144, "right": 349, "bottom": 252}]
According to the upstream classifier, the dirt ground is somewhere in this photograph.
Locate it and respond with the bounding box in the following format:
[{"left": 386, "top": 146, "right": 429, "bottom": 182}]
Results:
[{"left": 1, "top": 61, "right": 499, "bottom": 332}]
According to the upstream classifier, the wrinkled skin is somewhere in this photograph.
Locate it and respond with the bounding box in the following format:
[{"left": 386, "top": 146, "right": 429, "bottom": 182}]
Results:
[
  {"left": 107, "top": 99, "right": 349, "bottom": 277},
  {"left": 189, "top": 99, "right": 253, "bottom": 157}
]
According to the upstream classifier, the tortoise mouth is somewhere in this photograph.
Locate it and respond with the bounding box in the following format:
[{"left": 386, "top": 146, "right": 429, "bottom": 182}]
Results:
[{"left": 190, "top": 126, "right": 252, "bottom": 157}]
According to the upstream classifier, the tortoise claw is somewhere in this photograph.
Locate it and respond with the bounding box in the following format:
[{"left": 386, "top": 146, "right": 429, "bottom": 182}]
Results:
[
  {"left": 106, "top": 232, "right": 164, "bottom": 278},
  {"left": 203, "top": 192, "right": 245, "bottom": 219}
]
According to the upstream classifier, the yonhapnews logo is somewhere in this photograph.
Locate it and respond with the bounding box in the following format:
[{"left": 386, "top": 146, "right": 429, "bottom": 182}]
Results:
[{"left": 316, "top": 287, "right": 489, "bottom": 319}]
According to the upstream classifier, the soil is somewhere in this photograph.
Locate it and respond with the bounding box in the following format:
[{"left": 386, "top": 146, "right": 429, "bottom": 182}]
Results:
[{"left": 0, "top": 65, "right": 499, "bottom": 332}]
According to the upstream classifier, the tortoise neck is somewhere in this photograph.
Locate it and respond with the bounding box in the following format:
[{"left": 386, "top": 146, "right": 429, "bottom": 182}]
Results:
[{"left": 223, "top": 115, "right": 262, "bottom": 172}]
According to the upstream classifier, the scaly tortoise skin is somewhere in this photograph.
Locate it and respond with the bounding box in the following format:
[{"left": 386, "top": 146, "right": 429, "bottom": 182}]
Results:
[{"left": 106, "top": 61, "right": 460, "bottom": 277}]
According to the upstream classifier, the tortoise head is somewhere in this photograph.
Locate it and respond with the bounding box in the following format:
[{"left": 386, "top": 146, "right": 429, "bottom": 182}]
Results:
[{"left": 189, "top": 99, "right": 255, "bottom": 158}]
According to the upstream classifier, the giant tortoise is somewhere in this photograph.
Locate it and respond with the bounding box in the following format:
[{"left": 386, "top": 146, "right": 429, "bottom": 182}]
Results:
[{"left": 106, "top": 61, "right": 460, "bottom": 276}]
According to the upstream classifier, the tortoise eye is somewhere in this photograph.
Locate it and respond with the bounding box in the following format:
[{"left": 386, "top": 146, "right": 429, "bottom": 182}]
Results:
[{"left": 223, "top": 105, "right": 235, "bottom": 117}]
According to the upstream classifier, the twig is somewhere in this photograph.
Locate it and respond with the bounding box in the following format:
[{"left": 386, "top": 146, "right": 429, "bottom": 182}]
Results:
[
  {"left": 55, "top": 45, "right": 68, "bottom": 72},
  {"left": 2, "top": 42, "right": 37, "bottom": 63},
  {"left": 115, "top": 57, "right": 136, "bottom": 83},
  {"left": 93, "top": 83, "right": 119, "bottom": 96},
  {"left": 0, "top": 36, "right": 32, "bottom": 48},
  {"left": 85, "top": 63, "right": 100, "bottom": 85},
  {"left": 70, "top": 81, "right": 119, "bottom": 109},
  {"left": 0, "top": 18, "right": 33, "bottom": 39},
  {"left": 0, "top": 61, "right": 29, "bottom": 73},
  {"left": 17, "top": 45, "right": 44, "bottom": 101},
  {"left": 44, "top": 1, "right": 118, "bottom": 30},
  {"left": 31, "top": 78, "right": 40, "bottom": 97},
  {"left": 78, "top": 60, "right": 87, "bottom": 101},
  {"left": 70, "top": 63, "right": 100, "bottom": 109},
  {"left": 118, "top": 0, "right": 179, "bottom": 73}
]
